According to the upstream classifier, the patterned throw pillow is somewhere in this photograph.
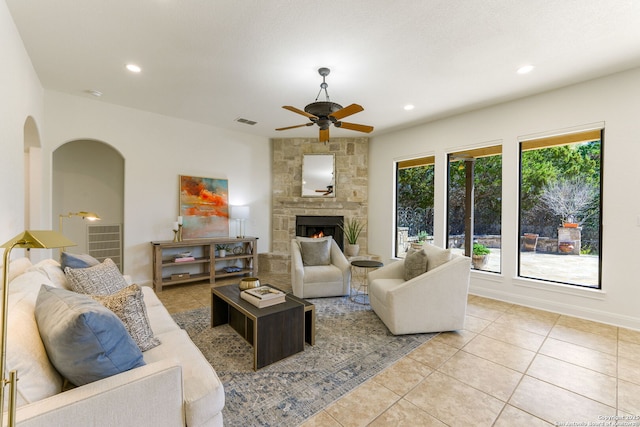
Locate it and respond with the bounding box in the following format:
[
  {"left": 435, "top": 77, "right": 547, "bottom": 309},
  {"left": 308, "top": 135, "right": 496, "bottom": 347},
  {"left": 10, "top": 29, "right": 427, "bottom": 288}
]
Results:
[
  {"left": 65, "top": 258, "right": 128, "bottom": 295},
  {"left": 92, "top": 285, "right": 160, "bottom": 351},
  {"left": 300, "top": 239, "right": 331, "bottom": 266},
  {"left": 404, "top": 248, "right": 428, "bottom": 281}
]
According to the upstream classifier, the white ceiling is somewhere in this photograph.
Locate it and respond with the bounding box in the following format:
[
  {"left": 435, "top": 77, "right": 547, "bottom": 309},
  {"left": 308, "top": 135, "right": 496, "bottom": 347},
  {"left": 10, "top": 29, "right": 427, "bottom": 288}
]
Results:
[{"left": 7, "top": 0, "right": 640, "bottom": 140}]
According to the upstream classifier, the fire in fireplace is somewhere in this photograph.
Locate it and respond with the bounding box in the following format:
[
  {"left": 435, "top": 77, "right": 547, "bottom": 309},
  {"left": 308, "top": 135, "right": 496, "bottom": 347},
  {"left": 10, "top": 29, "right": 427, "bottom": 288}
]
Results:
[{"left": 296, "top": 215, "right": 344, "bottom": 250}]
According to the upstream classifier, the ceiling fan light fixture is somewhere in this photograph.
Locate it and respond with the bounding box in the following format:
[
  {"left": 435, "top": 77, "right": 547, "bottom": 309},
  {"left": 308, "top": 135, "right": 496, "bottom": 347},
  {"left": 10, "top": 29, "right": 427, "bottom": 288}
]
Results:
[{"left": 276, "top": 67, "right": 373, "bottom": 141}]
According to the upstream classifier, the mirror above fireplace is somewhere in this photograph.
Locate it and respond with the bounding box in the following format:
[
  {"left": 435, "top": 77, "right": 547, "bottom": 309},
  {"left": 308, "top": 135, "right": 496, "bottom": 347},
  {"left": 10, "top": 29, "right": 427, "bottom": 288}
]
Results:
[{"left": 302, "top": 154, "right": 335, "bottom": 197}]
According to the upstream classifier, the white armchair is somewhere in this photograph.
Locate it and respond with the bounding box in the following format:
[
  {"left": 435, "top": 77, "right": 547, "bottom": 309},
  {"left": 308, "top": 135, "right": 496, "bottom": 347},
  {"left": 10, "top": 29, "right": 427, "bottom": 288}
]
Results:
[
  {"left": 291, "top": 237, "right": 351, "bottom": 298},
  {"left": 368, "top": 253, "right": 471, "bottom": 335}
]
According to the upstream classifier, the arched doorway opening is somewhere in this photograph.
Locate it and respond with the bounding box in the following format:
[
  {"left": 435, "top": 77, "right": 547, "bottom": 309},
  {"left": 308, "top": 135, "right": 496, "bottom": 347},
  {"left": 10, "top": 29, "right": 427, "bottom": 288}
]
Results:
[{"left": 52, "top": 140, "right": 125, "bottom": 270}]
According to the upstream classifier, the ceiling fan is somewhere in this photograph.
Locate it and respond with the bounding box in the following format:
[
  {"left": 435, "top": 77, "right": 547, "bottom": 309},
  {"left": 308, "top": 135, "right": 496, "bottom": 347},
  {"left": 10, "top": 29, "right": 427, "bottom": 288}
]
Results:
[{"left": 276, "top": 67, "right": 374, "bottom": 142}]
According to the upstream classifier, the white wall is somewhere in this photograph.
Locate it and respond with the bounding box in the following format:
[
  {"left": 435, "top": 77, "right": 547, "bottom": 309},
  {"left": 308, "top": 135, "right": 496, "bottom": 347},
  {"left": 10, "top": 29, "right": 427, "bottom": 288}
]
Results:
[
  {"left": 42, "top": 91, "right": 272, "bottom": 285},
  {"left": 369, "top": 67, "right": 640, "bottom": 330},
  {"left": 0, "top": 2, "right": 44, "bottom": 258}
]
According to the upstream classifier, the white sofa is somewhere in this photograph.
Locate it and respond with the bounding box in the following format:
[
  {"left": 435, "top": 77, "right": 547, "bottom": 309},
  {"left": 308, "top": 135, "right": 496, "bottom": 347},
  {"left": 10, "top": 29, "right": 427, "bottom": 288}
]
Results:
[
  {"left": 3, "top": 257, "right": 224, "bottom": 426},
  {"left": 368, "top": 252, "right": 471, "bottom": 335},
  {"left": 291, "top": 236, "right": 351, "bottom": 298}
]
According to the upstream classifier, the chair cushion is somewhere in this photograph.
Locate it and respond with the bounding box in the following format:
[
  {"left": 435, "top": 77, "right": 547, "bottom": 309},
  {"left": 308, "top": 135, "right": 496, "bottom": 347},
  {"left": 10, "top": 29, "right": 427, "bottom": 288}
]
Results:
[
  {"left": 300, "top": 239, "right": 331, "bottom": 266},
  {"left": 404, "top": 248, "right": 428, "bottom": 280},
  {"left": 91, "top": 284, "right": 161, "bottom": 351},
  {"left": 60, "top": 251, "right": 100, "bottom": 270},
  {"left": 35, "top": 285, "right": 145, "bottom": 386},
  {"left": 65, "top": 258, "right": 128, "bottom": 295},
  {"left": 423, "top": 244, "right": 452, "bottom": 271}
]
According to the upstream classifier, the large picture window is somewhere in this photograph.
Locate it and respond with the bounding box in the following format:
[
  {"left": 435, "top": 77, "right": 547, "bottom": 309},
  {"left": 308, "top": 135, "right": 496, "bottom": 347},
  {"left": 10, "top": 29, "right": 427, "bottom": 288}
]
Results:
[
  {"left": 395, "top": 156, "right": 434, "bottom": 258},
  {"left": 447, "top": 145, "right": 502, "bottom": 273},
  {"left": 519, "top": 129, "right": 602, "bottom": 288}
]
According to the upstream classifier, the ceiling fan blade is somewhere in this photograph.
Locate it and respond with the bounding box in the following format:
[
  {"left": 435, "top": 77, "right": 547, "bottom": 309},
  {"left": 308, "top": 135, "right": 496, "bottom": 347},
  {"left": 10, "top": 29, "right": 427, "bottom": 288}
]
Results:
[
  {"left": 275, "top": 123, "right": 314, "bottom": 131},
  {"left": 283, "top": 105, "right": 317, "bottom": 119},
  {"left": 319, "top": 128, "right": 330, "bottom": 142},
  {"left": 335, "top": 121, "right": 374, "bottom": 133},
  {"left": 329, "top": 103, "right": 364, "bottom": 120}
]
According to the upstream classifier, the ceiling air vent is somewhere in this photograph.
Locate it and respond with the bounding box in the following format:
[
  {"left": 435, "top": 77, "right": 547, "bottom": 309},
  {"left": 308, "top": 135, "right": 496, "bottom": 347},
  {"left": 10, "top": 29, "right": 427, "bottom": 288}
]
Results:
[{"left": 235, "top": 117, "right": 257, "bottom": 125}]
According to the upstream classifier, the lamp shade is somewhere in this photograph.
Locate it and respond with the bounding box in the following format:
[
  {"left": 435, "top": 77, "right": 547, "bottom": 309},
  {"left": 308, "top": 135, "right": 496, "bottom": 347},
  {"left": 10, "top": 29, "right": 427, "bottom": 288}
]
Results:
[
  {"left": 1, "top": 230, "right": 76, "bottom": 250},
  {"left": 230, "top": 206, "right": 250, "bottom": 220}
]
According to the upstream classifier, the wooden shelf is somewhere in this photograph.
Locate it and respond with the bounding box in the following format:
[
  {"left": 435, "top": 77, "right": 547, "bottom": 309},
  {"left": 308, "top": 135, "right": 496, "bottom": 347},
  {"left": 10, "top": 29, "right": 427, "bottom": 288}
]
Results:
[{"left": 151, "top": 237, "right": 258, "bottom": 292}]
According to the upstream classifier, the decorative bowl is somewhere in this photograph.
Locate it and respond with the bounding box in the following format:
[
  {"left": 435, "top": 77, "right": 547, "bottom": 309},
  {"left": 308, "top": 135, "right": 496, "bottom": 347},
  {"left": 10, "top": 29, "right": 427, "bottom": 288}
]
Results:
[
  {"left": 178, "top": 252, "right": 192, "bottom": 258},
  {"left": 239, "top": 277, "right": 260, "bottom": 290}
]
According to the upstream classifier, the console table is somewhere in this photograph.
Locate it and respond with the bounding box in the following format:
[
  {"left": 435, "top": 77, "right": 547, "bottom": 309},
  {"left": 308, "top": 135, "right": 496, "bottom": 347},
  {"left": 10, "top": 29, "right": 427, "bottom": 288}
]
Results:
[{"left": 151, "top": 237, "right": 258, "bottom": 292}]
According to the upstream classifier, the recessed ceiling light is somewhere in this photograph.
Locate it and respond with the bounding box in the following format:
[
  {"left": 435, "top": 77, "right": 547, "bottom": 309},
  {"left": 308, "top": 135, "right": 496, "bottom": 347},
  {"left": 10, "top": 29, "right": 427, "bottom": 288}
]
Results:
[
  {"left": 517, "top": 65, "right": 534, "bottom": 74},
  {"left": 126, "top": 64, "right": 142, "bottom": 73},
  {"left": 404, "top": 104, "right": 415, "bottom": 111},
  {"left": 86, "top": 90, "right": 103, "bottom": 97}
]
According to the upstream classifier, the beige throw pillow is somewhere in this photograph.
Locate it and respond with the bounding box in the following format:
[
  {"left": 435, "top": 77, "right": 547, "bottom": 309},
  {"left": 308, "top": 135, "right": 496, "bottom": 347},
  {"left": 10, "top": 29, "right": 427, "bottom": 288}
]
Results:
[
  {"left": 404, "top": 248, "right": 428, "bottom": 281},
  {"left": 422, "top": 244, "right": 452, "bottom": 271}
]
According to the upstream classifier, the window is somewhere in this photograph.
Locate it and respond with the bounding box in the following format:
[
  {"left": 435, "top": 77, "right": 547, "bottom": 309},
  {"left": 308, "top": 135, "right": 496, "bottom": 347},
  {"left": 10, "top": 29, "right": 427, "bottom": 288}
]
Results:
[
  {"left": 395, "top": 156, "right": 434, "bottom": 258},
  {"left": 447, "top": 145, "right": 502, "bottom": 273},
  {"left": 519, "top": 129, "right": 602, "bottom": 288}
]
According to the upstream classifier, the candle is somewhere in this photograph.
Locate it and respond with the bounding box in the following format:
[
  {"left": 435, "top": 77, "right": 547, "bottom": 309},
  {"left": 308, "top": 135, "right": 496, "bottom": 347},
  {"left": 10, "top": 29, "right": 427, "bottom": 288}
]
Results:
[
  {"left": 177, "top": 216, "right": 183, "bottom": 225},
  {"left": 173, "top": 221, "right": 179, "bottom": 231}
]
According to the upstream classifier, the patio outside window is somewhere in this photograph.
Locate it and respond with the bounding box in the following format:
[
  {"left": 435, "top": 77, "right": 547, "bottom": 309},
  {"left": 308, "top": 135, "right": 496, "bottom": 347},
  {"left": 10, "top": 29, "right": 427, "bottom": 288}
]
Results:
[
  {"left": 395, "top": 156, "right": 434, "bottom": 259},
  {"left": 447, "top": 145, "right": 502, "bottom": 273},
  {"left": 518, "top": 129, "right": 603, "bottom": 288}
]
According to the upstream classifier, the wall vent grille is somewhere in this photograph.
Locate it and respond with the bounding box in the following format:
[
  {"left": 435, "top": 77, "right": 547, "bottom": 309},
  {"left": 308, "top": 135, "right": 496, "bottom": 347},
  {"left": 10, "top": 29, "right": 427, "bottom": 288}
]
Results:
[{"left": 87, "top": 224, "right": 122, "bottom": 271}]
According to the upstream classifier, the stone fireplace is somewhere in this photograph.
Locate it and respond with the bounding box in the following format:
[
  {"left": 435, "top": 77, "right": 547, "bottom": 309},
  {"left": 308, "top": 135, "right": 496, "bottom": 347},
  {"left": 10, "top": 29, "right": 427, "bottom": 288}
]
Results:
[
  {"left": 259, "top": 137, "right": 369, "bottom": 273},
  {"left": 296, "top": 215, "right": 344, "bottom": 249}
]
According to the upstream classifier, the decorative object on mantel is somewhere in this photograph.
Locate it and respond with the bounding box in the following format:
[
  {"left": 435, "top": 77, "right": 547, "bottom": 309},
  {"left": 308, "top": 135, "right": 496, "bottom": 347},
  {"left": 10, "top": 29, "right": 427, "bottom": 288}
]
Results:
[
  {"left": 275, "top": 67, "right": 374, "bottom": 143},
  {"left": 179, "top": 175, "right": 229, "bottom": 238},
  {"left": 339, "top": 218, "right": 365, "bottom": 257},
  {"left": 1, "top": 230, "right": 76, "bottom": 427}
]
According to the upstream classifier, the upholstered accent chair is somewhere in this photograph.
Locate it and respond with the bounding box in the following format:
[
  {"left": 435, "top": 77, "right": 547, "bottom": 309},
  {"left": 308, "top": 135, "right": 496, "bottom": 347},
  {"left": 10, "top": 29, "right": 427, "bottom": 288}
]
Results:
[
  {"left": 291, "top": 236, "right": 351, "bottom": 298},
  {"left": 368, "top": 244, "right": 471, "bottom": 335}
]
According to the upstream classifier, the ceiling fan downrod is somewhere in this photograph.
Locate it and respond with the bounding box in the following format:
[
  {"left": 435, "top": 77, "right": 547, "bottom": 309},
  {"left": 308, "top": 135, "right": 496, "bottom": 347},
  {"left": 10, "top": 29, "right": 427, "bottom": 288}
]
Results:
[{"left": 315, "top": 67, "right": 331, "bottom": 102}]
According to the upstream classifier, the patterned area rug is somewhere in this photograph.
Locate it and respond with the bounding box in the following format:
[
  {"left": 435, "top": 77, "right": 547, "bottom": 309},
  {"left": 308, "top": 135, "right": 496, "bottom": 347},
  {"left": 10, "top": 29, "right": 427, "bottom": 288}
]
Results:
[{"left": 172, "top": 296, "right": 435, "bottom": 426}]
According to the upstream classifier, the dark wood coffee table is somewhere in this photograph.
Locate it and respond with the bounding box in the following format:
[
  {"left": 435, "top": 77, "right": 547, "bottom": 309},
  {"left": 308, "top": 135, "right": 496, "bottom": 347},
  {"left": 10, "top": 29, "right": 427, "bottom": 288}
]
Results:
[{"left": 211, "top": 284, "right": 315, "bottom": 370}]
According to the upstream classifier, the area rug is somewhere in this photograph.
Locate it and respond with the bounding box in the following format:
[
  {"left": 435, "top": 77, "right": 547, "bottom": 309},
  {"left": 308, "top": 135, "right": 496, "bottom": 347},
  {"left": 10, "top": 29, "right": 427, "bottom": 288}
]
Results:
[{"left": 172, "top": 296, "right": 435, "bottom": 426}]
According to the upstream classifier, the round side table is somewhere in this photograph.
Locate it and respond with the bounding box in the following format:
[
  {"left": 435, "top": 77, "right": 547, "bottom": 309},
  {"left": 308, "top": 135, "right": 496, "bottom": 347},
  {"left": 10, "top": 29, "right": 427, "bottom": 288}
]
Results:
[{"left": 350, "top": 260, "right": 383, "bottom": 304}]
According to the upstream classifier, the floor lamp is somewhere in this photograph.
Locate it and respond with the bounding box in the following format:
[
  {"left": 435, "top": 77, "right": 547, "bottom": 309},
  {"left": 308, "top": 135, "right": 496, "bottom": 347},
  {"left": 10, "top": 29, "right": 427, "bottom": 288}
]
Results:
[
  {"left": 1, "top": 230, "right": 75, "bottom": 427},
  {"left": 58, "top": 211, "right": 100, "bottom": 251}
]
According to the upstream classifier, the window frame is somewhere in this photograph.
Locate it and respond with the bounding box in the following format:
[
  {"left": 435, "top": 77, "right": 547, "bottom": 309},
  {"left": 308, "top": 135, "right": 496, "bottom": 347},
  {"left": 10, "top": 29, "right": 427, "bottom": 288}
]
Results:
[{"left": 517, "top": 128, "right": 604, "bottom": 289}]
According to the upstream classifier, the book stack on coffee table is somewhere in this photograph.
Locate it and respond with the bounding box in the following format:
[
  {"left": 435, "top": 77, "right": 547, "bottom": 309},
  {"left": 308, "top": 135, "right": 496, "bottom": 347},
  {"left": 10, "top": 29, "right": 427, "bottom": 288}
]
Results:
[{"left": 240, "top": 286, "right": 286, "bottom": 308}]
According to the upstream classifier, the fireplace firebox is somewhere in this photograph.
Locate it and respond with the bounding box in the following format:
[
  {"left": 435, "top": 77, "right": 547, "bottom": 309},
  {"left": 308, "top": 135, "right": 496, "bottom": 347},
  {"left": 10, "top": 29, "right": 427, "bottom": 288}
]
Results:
[{"left": 296, "top": 215, "right": 344, "bottom": 250}]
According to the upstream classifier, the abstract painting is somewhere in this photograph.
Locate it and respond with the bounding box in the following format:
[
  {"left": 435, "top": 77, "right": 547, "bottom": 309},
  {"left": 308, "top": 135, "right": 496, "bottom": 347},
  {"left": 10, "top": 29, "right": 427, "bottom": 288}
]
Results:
[{"left": 179, "top": 175, "right": 229, "bottom": 238}]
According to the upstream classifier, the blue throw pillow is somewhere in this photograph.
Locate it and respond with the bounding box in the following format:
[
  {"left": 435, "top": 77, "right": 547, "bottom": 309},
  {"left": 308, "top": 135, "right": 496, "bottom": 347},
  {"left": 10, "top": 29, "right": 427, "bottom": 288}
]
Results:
[
  {"left": 60, "top": 252, "right": 100, "bottom": 270},
  {"left": 35, "top": 285, "right": 145, "bottom": 386}
]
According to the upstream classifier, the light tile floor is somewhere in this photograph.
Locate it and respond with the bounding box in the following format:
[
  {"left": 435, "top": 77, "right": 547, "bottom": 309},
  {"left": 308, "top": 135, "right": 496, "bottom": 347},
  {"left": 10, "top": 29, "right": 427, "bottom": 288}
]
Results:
[{"left": 157, "top": 276, "right": 640, "bottom": 427}]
